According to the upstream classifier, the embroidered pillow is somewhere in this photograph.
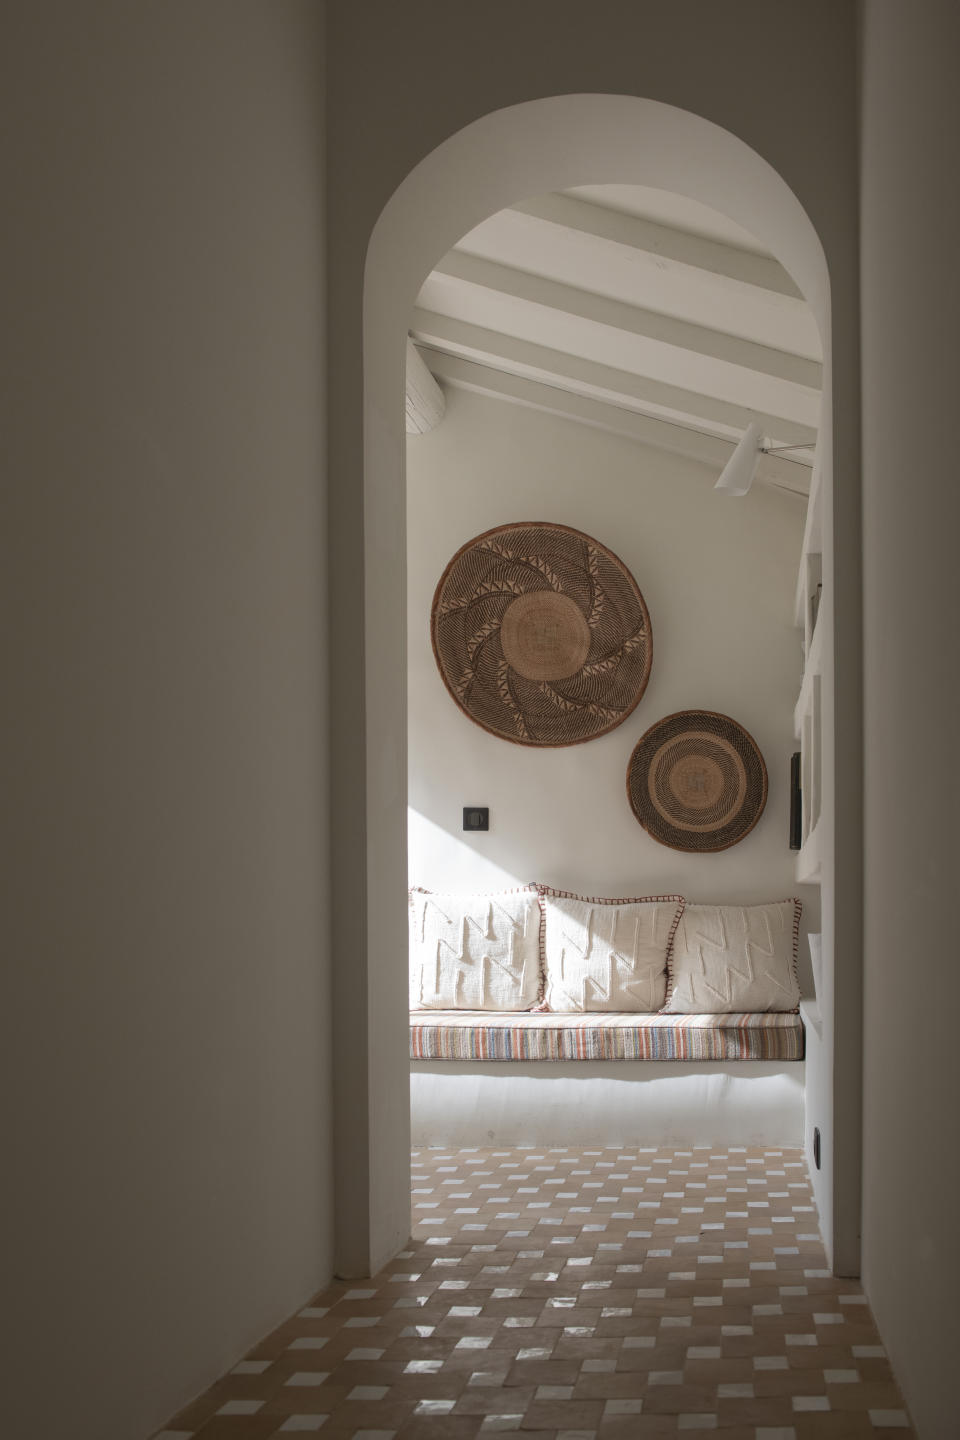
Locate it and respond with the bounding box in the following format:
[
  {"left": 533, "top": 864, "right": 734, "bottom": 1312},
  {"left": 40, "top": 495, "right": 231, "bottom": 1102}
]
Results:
[
  {"left": 409, "top": 887, "right": 542, "bottom": 1011},
  {"left": 664, "top": 899, "right": 802, "bottom": 1013},
  {"left": 539, "top": 888, "right": 685, "bottom": 1013}
]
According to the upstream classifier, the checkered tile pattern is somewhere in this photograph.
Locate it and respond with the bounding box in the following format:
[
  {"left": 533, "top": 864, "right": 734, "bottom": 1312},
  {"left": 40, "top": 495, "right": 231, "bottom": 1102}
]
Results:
[{"left": 158, "top": 1147, "right": 913, "bottom": 1438}]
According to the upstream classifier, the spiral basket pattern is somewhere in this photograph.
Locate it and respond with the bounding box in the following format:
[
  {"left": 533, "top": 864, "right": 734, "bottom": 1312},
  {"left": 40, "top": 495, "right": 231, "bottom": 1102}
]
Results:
[{"left": 431, "top": 521, "right": 652, "bottom": 746}]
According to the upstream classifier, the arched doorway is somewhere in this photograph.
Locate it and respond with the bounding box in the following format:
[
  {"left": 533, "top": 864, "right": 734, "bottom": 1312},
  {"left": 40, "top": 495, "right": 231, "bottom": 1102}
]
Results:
[{"left": 338, "top": 93, "right": 857, "bottom": 1282}]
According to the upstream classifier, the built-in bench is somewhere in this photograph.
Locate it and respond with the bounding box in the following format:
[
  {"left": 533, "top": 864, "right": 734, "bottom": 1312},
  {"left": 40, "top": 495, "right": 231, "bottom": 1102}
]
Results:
[
  {"left": 410, "top": 1009, "right": 806, "bottom": 1148},
  {"left": 409, "top": 891, "right": 806, "bottom": 1148}
]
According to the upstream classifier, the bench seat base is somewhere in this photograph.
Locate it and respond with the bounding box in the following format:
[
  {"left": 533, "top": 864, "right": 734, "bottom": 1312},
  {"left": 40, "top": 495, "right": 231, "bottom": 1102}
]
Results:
[{"left": 411, "top": 1060, "right": 805, "bottom": 1147}]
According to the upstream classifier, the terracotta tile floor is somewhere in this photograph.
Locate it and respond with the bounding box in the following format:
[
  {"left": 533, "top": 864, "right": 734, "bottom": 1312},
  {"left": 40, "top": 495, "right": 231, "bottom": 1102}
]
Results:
[{"left": 159, "top": 1146, "right": 914, "bottom": 1439}]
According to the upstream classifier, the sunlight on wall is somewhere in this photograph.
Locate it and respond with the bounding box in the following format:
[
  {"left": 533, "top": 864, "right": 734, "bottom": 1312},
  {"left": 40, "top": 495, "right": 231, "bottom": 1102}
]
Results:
[{"left": 408, "top": 807, "right": 526, "bottom": 891}]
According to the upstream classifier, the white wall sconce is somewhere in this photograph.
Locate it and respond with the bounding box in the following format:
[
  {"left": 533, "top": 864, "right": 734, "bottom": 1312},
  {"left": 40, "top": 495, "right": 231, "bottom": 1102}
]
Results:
[
  {"left": 714, "top": 421, "right": 764, "bottom": 495},
  {"left": 715, "top": 422, "right": 811, "bottom": 496}
]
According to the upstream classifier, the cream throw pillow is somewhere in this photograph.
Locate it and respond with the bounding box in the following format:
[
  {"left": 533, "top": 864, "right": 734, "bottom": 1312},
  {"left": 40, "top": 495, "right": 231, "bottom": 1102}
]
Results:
[
  {"left": 541, "top": 891, "right": 684, "bottom": 1013},
  {"left": 664, "top": 900, "right": 801, "bottom": 1013},
  {"left": 409, "top": 888, "right": 542, "bottom": 1010}
]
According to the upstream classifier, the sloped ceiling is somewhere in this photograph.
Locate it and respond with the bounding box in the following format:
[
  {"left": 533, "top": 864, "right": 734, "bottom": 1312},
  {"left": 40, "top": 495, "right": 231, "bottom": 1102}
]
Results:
[{"left": 409, "top": 185, "right": 821, "bottom": 497}]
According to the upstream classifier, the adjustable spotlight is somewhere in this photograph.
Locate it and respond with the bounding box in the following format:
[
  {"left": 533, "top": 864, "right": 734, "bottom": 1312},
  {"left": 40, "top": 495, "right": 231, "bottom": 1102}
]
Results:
[{"left": 714, "top": 421, "right": 764, "bottom": 496}]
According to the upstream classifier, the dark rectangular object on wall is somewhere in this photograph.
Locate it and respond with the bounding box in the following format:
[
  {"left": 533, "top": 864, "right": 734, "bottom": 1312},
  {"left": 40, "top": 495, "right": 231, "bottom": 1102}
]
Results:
[
  {"left": 789, "top": 752, "right": 802, "bottom": 850},
  {"left": 463, "top": 807, "right": 489, "bottom": 832}
]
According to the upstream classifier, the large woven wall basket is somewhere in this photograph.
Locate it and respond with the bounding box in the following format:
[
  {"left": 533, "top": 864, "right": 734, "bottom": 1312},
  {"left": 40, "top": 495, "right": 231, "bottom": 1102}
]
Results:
[
  {"left": 627, "top": 709, "right": 768, "bottom": 851},
  {"left": 430, "top": 521, "right": 652, "bottom": 746}
]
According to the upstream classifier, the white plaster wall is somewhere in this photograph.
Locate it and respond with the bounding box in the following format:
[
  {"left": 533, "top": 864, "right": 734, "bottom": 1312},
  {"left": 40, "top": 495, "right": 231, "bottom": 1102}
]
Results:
[
  {"left": 0, "top": 7, "right": 332, "bottom": 1438},
  {"left": 408, "top": 388, "right": 817, "bottom": 972},
  {"left": 860, "top": 4, "right": 960, "bottom": 1435}
]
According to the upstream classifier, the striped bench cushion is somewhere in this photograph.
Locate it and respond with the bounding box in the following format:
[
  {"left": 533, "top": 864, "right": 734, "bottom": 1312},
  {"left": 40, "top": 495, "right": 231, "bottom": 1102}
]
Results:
[{"left": 410, "top": 1010, "right": 804, "bottom": 1062}]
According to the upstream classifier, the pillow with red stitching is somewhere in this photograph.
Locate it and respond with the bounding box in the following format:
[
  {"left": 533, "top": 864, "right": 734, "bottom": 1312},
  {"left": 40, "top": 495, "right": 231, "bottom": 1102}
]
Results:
[
  {"left": 663, "top": 900, "right": 802, "bottom": 1013},
  {"left": 538, "top": 887, "right": 684, "bottom": 1013},
  {"left": 409, "top": 886, "right": 542, "bottom": 1010}
]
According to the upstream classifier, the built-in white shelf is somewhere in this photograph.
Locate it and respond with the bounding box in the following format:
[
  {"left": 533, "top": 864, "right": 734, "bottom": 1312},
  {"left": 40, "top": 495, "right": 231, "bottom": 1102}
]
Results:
[
  {"left": 793, "top": 461, "right": 823, "bottom": 628},
  {"left": 796, "top": 817, "right": 822, "bottom": 884},
  {"left": 799, "top": 997, "right": 823, "bottom": 1041},
  {"left": 793, "top": 614, "right": 824, "bottom": 737},
  {"left": 793, "top": 465, "right": 824, "bottom": 887}
]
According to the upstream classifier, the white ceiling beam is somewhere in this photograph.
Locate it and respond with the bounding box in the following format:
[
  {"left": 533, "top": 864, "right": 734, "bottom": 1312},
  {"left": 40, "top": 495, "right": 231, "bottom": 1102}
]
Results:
[
  {"left": 405, "top": 337, "right": 446, "bottom": 433},
  {"left": 417, "top": 348, "right": 811, "bottom": 499},
  {"left": 453, "top": 208, "right": 821, "bottom": 360},
  {"left": 411, "top": 308, "right": 818, "bottom": 448},
  {"left": 510, "top": 193, "right": 803, "bottom": 299},
  {"left": 431, "top": 251, "right": 821, "bottom": 390},
  {"left": 418, "top": 270, "right": 818, "bottom": 426}
]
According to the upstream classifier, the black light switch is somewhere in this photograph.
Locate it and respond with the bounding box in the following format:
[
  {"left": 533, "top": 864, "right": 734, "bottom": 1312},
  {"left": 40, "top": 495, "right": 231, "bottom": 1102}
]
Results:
[{"left": 463, "top": 806, "right": 489, "bottom": 832}]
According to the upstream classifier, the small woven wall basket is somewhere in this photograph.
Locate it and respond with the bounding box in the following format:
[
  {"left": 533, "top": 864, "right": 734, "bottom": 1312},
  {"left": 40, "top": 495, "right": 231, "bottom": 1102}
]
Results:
[
  {"left": 430, "top": 520, "right": 652, "bottom": 747},
  {"left": 627, "top": 709, "right": 768, "bottom": 852}
]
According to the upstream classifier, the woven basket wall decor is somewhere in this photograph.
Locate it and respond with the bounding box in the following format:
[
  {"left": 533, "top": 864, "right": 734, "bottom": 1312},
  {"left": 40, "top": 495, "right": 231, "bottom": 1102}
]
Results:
[
  {"left": 431, "top": 521, "right": 652, "bottom": 746},
  {"left": 627, "top": 710, "right": 768, "bottom": 851}
]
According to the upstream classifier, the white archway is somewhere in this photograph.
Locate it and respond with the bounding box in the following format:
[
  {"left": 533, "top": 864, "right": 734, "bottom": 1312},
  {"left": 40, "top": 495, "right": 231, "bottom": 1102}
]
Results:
[{"left": 345, "top": 93, "right": 851, "bottom": 1279}]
